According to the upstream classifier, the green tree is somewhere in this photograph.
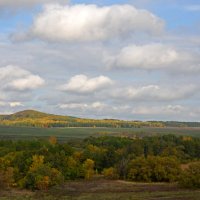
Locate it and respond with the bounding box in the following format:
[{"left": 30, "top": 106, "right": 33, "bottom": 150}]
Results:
[
  {"left": 21, "top": 155, "right": 64, "bottom": 190},
  {"left": 128, "top": 156, "right": 180, "bottom": 182},
  {"left": 179, "top": 162, "right": 200, "bottom": 188}
]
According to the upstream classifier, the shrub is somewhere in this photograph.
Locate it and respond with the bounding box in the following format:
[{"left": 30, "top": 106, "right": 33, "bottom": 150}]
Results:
[
  {"left": 103, "top": 167, "right": 119, "bottom": 179},
  {"left": 128, "top": 156, "right": 180, "bottom": 182},
  {"left": 0, "top": 167, "right": 14, "bottom": 189},
  {"left": 23, "top": 165, "right": 64, "bottom": 190},
  {"left": 179, "top": 162, "right": 200, "bottom": 188},
  {"left": 83, "top": 159, "right": 95, "bottom": 179}
]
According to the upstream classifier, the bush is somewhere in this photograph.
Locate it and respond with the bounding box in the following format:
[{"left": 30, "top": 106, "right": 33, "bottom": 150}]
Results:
[
  {"left": 103, "top": 167, "right": 119, "bottom": 179},
  {"left": 83, "top": 159, "right": 95, "bottom": 179},
  {"left": 179, "top": 162, "right": 200, "bottom": 188},
  {"left": 128, "top": 156, "right": 180, "bottom": 182},
  {"left": 0, "top": 167, "right": 14, "bottom": 189},
  {"left": 23, "top": 165, "right": 64, "bottom": 190}
]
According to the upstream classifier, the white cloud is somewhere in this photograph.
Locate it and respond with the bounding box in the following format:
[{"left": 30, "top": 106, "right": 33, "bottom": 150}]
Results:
[
  {"left": 60, "top": 74, "right": 113, "bottom": 94},
  {"left": 9, "top": 102, "right": 24, "bottom": 107},
  {"left": 58, "top": 101, "right": 132, "bottom": 119},
  {"left": 59, "top": 103, "right": 87, "bottom": 109},
  {"left": 107, "top": 43, "right": 200, "bottom": 72},
  {"left": 0, "top": 65, "right": 45, "bottom": 91},
  {"left": 112, "top": 84, "right": 197, "bottom": 101},
  {"left": 59, "top": 101, "right": 106, "bottom": 111},
  {"left": 0, "top": 101, "right": 23, "bottom": 107},
  {"left": 132, "top": 104, "right": 185, "bottom": 115},
  {"left": 107, "top": 44, "right": 179, "bottom": 69},
  {"left": 10, "top": 75, "right": 44, "bottom": 90},
  {"left": 30, "top": 4, "right": 164, "bottom": 42}
]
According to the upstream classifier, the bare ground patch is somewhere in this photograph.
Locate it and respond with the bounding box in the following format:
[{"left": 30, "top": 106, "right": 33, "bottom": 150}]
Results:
[{"left": 1, "top": 179, "right": 200, "bottom": 200}]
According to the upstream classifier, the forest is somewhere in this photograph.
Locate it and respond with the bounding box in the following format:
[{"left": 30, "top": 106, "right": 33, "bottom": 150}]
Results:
[
  {"left": 1, "top": 110, "right": 200, "bottom": 128},
  {"left": 0, "top": 135, "right": 200, "bottom": 191}
]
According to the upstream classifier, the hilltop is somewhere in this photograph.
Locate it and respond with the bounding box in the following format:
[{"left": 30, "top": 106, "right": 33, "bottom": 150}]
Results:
[
  {"left": 0, "top": 110, "right": 200, "bottom": 128},
  {"left": 0, "top": 110, "right": 79, "bottom": 128},
  {"left": 0, "top": 110, "right": 162, "bottom": 128},
  {"left": 0, "top": 110, "right": 49, "bottom": 120}
]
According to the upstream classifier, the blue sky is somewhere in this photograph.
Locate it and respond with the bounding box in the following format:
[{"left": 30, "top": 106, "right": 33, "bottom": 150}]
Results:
[
  {"left": 1, "top": 0, "right": 200, "bottom": 32},
  {"left": 0, "top": 0, "right": 200, "bottom": 121}
]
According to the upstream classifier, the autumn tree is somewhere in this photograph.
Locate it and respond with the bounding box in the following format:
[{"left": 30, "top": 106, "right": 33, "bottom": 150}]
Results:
[
  {"left": 179, "top": 162, "right": 200, "bottom": 188},
  {"left": 0, "top": 167, "right": 14, "bottom": 189},
  {"left": 83, "top": 159, "right": 95, "bottom": 179},
  {"left": 49, "top": 136, "right": 57, "bottom": 145},
  {"left": 21, "top": 155, "right": 64, "bottom": 190},
  {"left": 103, "top": 167, "right": 119, "bottom": 179},
  {"left": 128, "top": 156, "right": 180, "bottom": 182}
]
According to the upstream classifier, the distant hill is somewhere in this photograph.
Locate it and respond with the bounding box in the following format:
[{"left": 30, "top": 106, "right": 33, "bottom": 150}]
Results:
[
  {"left": 0, "top": 110, "right": 79, "bottom": 127},
  {"left": 0, "top": 110, "right": 49, "bottom": 120},
  {"left": 0, "top": 110, "right": 200, "bottom": 128},
  {"left": 0, "top": 109, "right": 162, "bottom": 128}
]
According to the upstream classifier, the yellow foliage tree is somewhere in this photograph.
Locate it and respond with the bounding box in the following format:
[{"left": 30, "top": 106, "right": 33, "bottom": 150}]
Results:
[
  {"left": 103, "top": 167, "right": 119, "bottom": 180},
  {"left": 29, "top": 155, "right": 44, "bottom": 172},
  {"left": 49, "top": 136, "right": 57, "bottom": 145},
  {"left": 0, "top": 167, "right": 15, "bottom": 189},
  {"left": 36, "top": 176, "right": 50, "bottom": 191},
  {"left": 83, "top": 159, "right": 95, "bottom": 180}
]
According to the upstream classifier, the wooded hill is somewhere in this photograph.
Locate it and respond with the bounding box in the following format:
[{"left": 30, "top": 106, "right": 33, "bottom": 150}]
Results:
[{"left": 0, "top": 110, "right": 200, "bottom": 128}]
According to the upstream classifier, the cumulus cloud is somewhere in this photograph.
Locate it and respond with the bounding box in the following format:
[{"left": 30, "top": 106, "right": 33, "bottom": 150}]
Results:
[
  {"left": 58, "top": 101, "right": 132, "bottom": 119},
  {"left": 107, "top": 44, "right": 179, "bottom": 69},
  {"left": 132, "top": 105, "right": 185, "bottom": 115},
  {"left": 59, "top": 101, "right": 106, "bottom": 110},
  {"left": 0, "top": 101, "right": 23, "bottom": 107},
  {"left": 112, "top": 84, "right": 197, "bottom": 101},
  {"left": 106, "top": 43, "right": 200, "bottom": 72},
  {"left": 29, "top": 4, "right": 164, "bottom": 42},
  {"left": 0, "top": 65, "right": 45, "bottom": 91},
  {"left": 9, "top": 102, "right": 24, "bottom": 107},
  {"left": 60, "top": 74, "right": 113, "bottom": 94},
  {"left": 58, "top": 101, "right": 190, "bottom": 121}
]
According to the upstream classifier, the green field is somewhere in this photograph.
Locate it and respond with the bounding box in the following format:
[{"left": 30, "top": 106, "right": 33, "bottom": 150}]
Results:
[{"left": 0, "top": 126, "right": 200, "bottom": 141}]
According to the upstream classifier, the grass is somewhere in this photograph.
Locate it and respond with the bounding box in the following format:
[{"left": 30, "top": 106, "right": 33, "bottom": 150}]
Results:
[
  {"left": 0, "top": 179, "right": 200, "bottom": 200},
  {"left": 0, "top": 126, "right": 200, "bottom": 141}
]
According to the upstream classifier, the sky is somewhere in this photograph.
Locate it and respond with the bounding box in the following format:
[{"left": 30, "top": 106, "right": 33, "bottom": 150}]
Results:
[{"left": 0, "top": 0, "right": 200, "bottom": 121}]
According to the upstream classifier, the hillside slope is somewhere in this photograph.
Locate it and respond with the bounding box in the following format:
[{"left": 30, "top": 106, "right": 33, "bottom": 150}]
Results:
[
  {"left": 0, "top": 110, "right": 200, "bottom": 128},
  {"left": 0, "top": 110, "right": 164, "bottom": 128}
]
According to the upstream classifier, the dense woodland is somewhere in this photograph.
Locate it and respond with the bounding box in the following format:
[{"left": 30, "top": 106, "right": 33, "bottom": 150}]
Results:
[
  {"left": 1, "top": 110, "right": 200, "bottom": 128},
  {"left": 0, "top": 135, "right": 200, "bottom": 190}
]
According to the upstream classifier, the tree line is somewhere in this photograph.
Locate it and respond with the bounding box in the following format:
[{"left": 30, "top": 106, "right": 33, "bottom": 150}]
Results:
[
  {"left": 1, "top": 110, "right": 200, "bottom": 128},
  {"left": 0, "top": 135, "right": 200, "bottom": 190}
]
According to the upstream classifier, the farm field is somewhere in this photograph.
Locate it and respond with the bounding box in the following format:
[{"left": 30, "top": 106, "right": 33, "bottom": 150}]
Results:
[
  {"left": 0, "top": 179, "right": 200, "bottom": 200},
  {"left": 0, "top": 126, "right": 200, "bottom": 141}
]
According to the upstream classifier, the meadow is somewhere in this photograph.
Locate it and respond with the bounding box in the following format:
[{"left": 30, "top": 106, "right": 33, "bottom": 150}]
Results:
[
  {"left": 0, "top": 126, "right": 200, "bottom": 141},
  {"left": 0, "top": 179, "right": 200, "bottom": 200}
]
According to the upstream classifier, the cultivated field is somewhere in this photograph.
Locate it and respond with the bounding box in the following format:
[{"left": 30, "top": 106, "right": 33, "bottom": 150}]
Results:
[
  {"left": 0, "top": 179, "right": 200, "bottom": 200},
  {"left": 0, "top": 126, "right": 200, "bottom": 141}
]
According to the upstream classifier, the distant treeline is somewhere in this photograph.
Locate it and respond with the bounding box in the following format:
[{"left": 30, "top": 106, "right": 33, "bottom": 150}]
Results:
[
  {"left": 163, "top": 121, "right": 200, "bottom": 127},
  {"left": 0, "top": 110, "right": 200, "bottom": 128},
  {"left": 0, "top": 135, "right": 200, "bottom": 190}
]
